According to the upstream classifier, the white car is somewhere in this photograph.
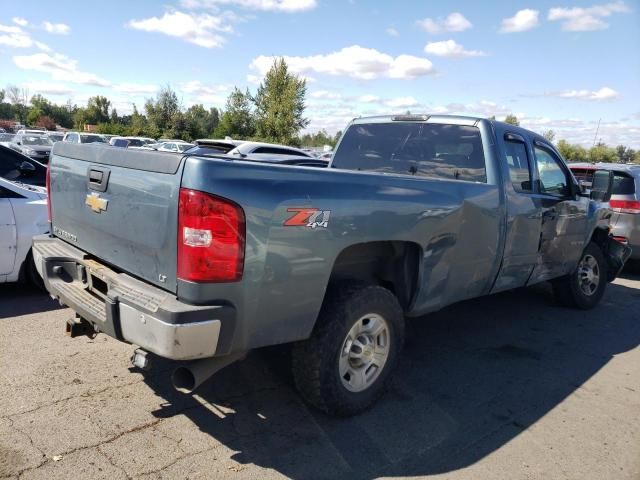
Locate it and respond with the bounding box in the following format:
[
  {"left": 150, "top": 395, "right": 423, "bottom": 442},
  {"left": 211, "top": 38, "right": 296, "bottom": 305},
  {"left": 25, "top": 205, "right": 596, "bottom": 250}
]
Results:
[
  {"left": 156, "top": 141, "right": 194, "bottom": 153},
  {"left": 227, "top": 141, "right": 313, "bottom": 158},
  {"left": 0, "top": 176, "right": 48, "bottom": 285}
]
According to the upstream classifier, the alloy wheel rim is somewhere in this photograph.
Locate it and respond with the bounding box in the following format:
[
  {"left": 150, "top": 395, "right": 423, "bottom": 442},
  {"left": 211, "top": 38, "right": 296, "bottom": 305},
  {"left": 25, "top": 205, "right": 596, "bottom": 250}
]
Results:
[
  {"left": 577, "top": 254, "right": 600, "bottom": 296},
  {"left": 338, "top": 313, "right": 390, "bottom": 393}
]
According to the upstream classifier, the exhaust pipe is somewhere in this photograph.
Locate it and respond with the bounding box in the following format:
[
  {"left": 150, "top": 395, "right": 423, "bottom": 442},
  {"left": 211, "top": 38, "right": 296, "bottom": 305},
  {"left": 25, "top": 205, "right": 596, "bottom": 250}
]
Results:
[{"left": 172, "top": 351, "right": 246, "bottom": 394}]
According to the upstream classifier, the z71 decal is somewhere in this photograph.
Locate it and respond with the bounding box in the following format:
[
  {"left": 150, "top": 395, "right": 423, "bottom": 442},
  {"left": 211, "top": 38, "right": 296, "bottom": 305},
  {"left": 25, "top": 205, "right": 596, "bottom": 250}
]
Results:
[{"left": 284, "top": 208, "right": 331, "bottom": 229}]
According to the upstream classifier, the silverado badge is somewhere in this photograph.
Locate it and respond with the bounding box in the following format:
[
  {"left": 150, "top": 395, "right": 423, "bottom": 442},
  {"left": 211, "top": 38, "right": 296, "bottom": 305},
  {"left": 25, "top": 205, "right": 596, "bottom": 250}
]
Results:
[{"left": 85, "top": 192, "right": 108, "bottom": 213}]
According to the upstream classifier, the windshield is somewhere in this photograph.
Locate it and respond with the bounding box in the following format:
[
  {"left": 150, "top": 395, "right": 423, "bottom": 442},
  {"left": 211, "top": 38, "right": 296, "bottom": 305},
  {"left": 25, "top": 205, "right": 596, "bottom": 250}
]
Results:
[
  {"left": 80, "top": 134, "right": 107, "bottom": 144},
  {"left": 177, "top": 143, "right": 193, "bottom": 152},
  {"left": 48, "top": 134, "right": 64, "bottom": 141},
  {"left": 22, "top": 136, "right": 53, "bottom": 146}
]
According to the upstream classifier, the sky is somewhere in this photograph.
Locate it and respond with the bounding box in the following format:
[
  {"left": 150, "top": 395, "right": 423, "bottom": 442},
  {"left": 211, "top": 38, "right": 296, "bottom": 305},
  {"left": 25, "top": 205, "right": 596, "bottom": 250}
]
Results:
[{"left": 1, "top": 0, "right": 639, "bottom": 147}]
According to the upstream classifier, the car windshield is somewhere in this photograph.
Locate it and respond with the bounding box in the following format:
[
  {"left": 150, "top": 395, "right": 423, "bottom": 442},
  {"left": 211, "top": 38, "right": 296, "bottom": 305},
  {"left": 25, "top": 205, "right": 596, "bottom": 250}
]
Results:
[
  {"left": 48, "top": 134, "right": 64, "bottom": 141},
  {"left": 81, "top": 134, "right": 106, "bottom": 143},
  {"left": 22, "top": 136, "right": 53, "bottom": 146},
  {"left": 176, "top": 144, "right": 193, "bottom": 152}
]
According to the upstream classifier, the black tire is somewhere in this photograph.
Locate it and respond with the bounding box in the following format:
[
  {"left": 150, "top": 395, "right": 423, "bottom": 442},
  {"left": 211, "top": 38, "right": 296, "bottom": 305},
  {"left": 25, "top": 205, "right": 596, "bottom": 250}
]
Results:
[
  {"left": 292, "top": 283, "right": 404, "bottom": 416},
  {"left": 553, "top": 242, "right": 607, "bottom": 309},
  {"left": 25, "top": 250, "right": 45, "bottom": 290}
]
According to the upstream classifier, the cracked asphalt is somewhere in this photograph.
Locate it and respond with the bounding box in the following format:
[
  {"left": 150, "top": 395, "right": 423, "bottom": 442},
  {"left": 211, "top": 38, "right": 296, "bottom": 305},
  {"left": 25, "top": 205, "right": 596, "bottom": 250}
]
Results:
[{"left": 1, "top": 273, "right": 639, "bottom": 480}]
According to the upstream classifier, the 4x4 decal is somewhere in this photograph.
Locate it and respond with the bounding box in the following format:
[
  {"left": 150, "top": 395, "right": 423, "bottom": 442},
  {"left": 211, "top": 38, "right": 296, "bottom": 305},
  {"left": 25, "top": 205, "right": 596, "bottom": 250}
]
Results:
[{"left": 284, "top": 208, "right": 331, "bottom": 229}]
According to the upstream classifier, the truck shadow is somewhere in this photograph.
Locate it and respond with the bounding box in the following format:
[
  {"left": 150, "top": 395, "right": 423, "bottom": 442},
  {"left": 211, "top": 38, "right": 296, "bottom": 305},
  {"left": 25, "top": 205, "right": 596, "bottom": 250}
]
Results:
[
  {"left": 145, "top": 281, "right": 640, "bottom": 479},
  {"left": 0, "top": 284, "right": 62, "bottom": 319}
]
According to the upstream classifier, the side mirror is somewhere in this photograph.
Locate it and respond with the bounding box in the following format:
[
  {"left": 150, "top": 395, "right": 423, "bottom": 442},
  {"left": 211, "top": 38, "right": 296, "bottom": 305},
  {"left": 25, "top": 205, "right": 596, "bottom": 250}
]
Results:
[
  {"left": 590, "top": 169, "right": 614, "bottom": 202},
  {"left": 18, "top": 161, "right": 36, "bottom": 175}
]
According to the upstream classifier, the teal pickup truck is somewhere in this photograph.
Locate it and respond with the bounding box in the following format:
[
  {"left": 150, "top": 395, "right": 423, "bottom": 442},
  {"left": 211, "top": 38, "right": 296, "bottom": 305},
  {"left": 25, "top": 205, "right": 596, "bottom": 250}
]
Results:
[{"left": 33, "top": 115, "right": 630, "bottom": 415}]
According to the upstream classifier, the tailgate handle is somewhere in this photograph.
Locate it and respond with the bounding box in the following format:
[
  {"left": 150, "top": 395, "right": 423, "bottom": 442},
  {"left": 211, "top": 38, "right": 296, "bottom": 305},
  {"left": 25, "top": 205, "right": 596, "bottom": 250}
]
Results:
[{"left": 87, "top": 167, "right": 110, "bottom": 192}]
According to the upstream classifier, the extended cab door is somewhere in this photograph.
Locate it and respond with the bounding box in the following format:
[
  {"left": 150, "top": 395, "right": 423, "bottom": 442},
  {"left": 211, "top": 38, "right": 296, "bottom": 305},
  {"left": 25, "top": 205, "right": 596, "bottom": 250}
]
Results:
[
  {"left": 0, "top": 186, "right": 17, "bottom": 274},
  {"left": 527, "top": 141, "right": 588, "bottom": 284}
]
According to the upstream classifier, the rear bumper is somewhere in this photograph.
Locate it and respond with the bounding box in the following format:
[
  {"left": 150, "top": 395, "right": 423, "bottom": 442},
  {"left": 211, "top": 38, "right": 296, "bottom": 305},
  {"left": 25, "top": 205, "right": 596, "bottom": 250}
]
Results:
[
  {"left": 604, "top": 236, "right": 633, "bottom": 280},
  {"left": 611, "top": 217, "right": 640, "bottom": 259},
  {"left": 32, "top": 235, "right": 234, "bottom": 360}
]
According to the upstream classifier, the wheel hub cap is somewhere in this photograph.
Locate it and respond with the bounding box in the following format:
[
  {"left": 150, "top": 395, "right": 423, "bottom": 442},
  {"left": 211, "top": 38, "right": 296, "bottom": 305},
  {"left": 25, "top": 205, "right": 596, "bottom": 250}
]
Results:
[
  {"left": 577, "top": 254, "right": 600, "bottom": 296},
  {"left": 339, "top": 314, "right": 390, "bottom": 393}
]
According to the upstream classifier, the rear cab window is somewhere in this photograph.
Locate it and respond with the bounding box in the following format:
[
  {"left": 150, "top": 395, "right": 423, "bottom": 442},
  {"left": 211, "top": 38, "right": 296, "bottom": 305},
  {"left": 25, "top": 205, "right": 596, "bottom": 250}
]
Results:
[
  {"left": 503, "top": 133, "right": 532, "bottom": 193},
  {"left": 332, "top": 122, "right": 487, "bottom": 182}
]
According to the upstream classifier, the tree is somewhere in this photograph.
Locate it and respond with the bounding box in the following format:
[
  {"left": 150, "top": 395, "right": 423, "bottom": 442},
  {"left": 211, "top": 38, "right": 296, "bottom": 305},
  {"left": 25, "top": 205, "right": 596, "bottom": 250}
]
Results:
[
  {"left": 86, "top": 96, "right": 111, "bottom": 124},
  {"left": 145, "top": 85, "right": 180, "bottom": 137},
  {"left": 6, "top": 84, "right": 29, "bottom": 124},
  {"left": 589, "top": 143, "right": 617, "bottom": 163},
  {"left": 254, "top": 58, "right": 309, "bottom": 144},
  {"left": 0, "top": 89, "right": 4, "bottom": 103},
  {"left": 616, "top": 145, "right": 635, "bottom": 163},
  {"left": 557, "top": 139, "right": 588, "bottom": 162},
  {"left": 504, "top": 114, "right": 519, "bottom": 126},
  {"left": 36, "top": 115, "right": 56, "bottom": 131},
  {"left": 184, "top": 104, "right": 213, "bottom": 140},
  {"left": 27, "top": 107, "right": 43, "bottom": 126},
  {"left": 542, "top": 130, "right": 555, "bottom": 142},
  {"left": 214, "top": 88, "right": 255, "bottom": 139},
  {"left": 129, "top": 104, "right": 148, "bottom": 136}
]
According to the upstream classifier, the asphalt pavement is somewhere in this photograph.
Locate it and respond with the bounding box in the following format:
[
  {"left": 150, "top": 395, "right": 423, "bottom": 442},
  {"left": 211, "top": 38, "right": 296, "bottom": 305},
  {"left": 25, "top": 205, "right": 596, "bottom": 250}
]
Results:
[{"left": 1, "top": 273, "right": 639, "bottom": 479}]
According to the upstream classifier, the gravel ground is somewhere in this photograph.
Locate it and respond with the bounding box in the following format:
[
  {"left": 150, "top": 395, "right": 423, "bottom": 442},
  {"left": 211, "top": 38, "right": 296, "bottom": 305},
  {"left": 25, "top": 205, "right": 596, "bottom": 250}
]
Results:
[{"left": 1, "top": 273, "right": 639, "bottom": 480}]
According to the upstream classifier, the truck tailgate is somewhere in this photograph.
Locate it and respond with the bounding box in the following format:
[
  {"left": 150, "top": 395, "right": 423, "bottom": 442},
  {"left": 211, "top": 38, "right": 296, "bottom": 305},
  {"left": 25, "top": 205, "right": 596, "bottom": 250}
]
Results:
[{"left": 49, "top": 143, "right": 183, "bottom": 293}]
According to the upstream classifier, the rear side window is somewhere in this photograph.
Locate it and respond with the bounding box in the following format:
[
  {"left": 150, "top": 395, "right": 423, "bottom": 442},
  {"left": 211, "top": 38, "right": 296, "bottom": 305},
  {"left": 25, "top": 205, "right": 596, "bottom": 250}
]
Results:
[
  {"left": 504, "top": 139, "right": 532, "bottom": 192},
  {"left": 612, "top": 172, "right": 636, "bottom": 195},
  {"left": 331, "top": 123, "right": 486, "bottom": 182}
]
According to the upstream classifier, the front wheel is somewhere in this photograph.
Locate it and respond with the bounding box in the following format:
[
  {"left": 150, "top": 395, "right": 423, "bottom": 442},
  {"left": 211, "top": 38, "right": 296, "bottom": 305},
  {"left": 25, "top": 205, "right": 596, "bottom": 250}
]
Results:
[
  {"left": 292, "top": 283, "right": 405, "bottom": 416},
  {"left": 553, "top": 242, "right": 607, "bottom": 309}
]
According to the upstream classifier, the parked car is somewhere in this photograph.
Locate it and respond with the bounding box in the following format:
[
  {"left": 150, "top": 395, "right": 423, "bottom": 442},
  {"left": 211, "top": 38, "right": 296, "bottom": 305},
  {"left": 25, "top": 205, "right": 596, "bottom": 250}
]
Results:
[
  {"left": 63, "top": 132, "right": 108, "bottom": 144},
  {"left": 156, "top": 141, "right": 194, "bottom": 153},
  {"left": 0, "top": 128, "right": 5, "bottom": 133},
  {"left": 47, "top": 132, "right": 65, "bottom": 142},
  {"left": 0, "top": 176, "right": 47, "bottom": 286},
  {"left": 570, "top": 163, "right": 640, "bottom": 266},
  {"left": 16, "top": 128, "right": 47, "bottom": 135},
  {"left": 0, "top": 145, "right": 47, "bottom": 187},
  {"left": 34, "top": 115, "right": 630, "bottom": 416},
  {"left": 227, "top": 141, "right": 313, "bottom": 158},
  {"left": 182, "top": 147, "right": 329, "bottom": 168},
  {"left": 192, "top": 138, "right": 243, "bottom": 154},
  {"left": 0, "top": 133, "right": 16, "bottom": 143},
  {"left": 11, "top": 134, "right": 53, "bottom": 163}
]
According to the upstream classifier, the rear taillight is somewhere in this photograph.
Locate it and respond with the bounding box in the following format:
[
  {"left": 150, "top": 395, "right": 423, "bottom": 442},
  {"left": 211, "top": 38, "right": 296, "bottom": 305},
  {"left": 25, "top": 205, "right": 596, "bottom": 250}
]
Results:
[
  {"left": 609, "top": 200, "right": 640, "bottom": 214},
  {"left": 177, "top": 188, "right": 245, "bottom": 283},
  {"left": 45, "top": 163, "right": 51, "bottom": 222},
  {"left": 612, "top": 236, "right": 629, "bottom": 245}
]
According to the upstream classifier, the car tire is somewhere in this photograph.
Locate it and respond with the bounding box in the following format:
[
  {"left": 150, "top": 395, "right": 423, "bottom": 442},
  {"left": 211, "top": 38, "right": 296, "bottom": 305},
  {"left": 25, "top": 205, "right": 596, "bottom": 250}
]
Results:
[
  {"left": 552, "top": 242, "right": 607, "bottom": 310},
  {"left": 291, "top": 282, "right": 404, "bottom": 416},
  {"left": 25, "top": 250, "right": 45, "bottom": 290}
]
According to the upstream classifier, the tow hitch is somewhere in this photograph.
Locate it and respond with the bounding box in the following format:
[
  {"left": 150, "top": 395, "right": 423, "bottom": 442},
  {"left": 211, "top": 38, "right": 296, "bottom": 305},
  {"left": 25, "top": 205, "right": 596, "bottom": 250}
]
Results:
[{"left": 65, "top": 316, "right": 96, "bottom": 338}]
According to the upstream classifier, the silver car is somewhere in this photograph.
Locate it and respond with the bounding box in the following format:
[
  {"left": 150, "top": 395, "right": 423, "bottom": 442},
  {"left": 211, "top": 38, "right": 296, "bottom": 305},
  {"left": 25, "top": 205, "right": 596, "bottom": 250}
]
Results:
[{"left": 570, "top": 163, "right": 640, "bottom": 262}]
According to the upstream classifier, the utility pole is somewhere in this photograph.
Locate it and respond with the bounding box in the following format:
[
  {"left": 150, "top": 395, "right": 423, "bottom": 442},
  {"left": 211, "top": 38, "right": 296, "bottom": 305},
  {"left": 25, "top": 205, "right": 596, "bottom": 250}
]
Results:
[{"left": 592, "top": 118, "right": 601, "bottom": 147}]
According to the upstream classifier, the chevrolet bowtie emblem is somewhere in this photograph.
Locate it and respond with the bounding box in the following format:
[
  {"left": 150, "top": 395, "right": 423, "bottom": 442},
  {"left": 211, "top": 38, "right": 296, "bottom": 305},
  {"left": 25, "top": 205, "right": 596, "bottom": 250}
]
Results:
[{"left": 85, "top": 192, "right": 108, "bottom": 213}]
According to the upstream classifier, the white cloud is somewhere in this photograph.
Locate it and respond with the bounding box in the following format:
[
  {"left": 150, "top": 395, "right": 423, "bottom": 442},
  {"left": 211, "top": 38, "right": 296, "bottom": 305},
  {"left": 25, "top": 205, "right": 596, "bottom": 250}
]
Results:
[
  {"left": 180, "top": 0, "right": 316, "bottom": 12},
  {"left": 386, "top": 26, "right": 399, "bottom": 37},
  {"left": 558, "top": 87, "right": 619, "bottom": 100},
  {"left": 246, "top": 74, "right": 261, "bottom": 85},
  {"left": 424, "top": 40, "right": 488, "bottom": 58},
  {"left": 310, "top": 90, "right": 342, "bottom": 99},
  {"left": 43, "top": 21, "right": 71, "bottom": 35},
  {"left": 180, "top": 80, "right": 229, "bottom": 105},
  {"left": 113, "top": 83, "right": 160, "bottom": 95},
  {"left": 0, "top": 23, "right": 50, "bottom": 50},
  {"left": 250, "top": 45, "right": 435, "bottom": 80},
  {"left": 22, "top": 81, "right": 72, "bottom": 96},
  {"left": 548, "top": 1, "right": 629, "bottom": 31},
  {"left": 500, "top": 9, "right": 540, "bottom": 33},
  {"left": 358, "top": 95, "right": 380, "bottom": 103},
  {"left": 13, "top": 52, "right": 111, "bottom": 87},
  {"left": 417, "top": 12, "right": 472, "bottom": 34},
  {"left": 128, "top": 11, "right": 232, "bottom": 49},
  {"left": 12, "top": 17, "right": 28, "bottom": 27},
  {"left": 385, "top": 97, "right": 418, "bottom": 108}
]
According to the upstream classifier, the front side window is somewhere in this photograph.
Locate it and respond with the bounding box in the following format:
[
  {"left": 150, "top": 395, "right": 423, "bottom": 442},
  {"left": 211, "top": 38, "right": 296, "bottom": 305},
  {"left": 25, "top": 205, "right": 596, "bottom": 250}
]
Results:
[
  {"left": 332, "top": 123, "right": 487, "bottom": 182},
  {"left": 534, "top": 145, "right": 570, "bottom": 197}
]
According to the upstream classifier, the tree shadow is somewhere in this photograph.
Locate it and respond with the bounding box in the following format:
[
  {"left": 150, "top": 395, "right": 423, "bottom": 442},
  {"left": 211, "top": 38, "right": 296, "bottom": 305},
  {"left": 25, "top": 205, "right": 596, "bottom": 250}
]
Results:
[
  {"left": 144, "top": 281, "right": 640, "bottom": 479},
  {"left": 0, "top": 283, "right": 62, "bottom": 319}
]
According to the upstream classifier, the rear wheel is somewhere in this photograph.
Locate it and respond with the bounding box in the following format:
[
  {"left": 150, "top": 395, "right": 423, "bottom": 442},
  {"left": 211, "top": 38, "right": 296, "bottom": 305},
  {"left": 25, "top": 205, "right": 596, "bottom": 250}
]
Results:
[
  {"left": 553, "top": 243, "right": 607, "bottom": 309},
  {"left": 292, "top": 283, "right": 404, "bottom": 416}
]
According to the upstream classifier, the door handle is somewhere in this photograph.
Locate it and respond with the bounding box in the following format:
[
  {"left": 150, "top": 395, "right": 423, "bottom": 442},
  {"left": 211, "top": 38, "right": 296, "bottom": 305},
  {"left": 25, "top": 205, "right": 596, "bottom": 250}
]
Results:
[
  {"left": 542, "top": 210, "right": 558, "bottom": 221},
  {"left": 87, "top": 167, "right": 110, "bottom": 192}
]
